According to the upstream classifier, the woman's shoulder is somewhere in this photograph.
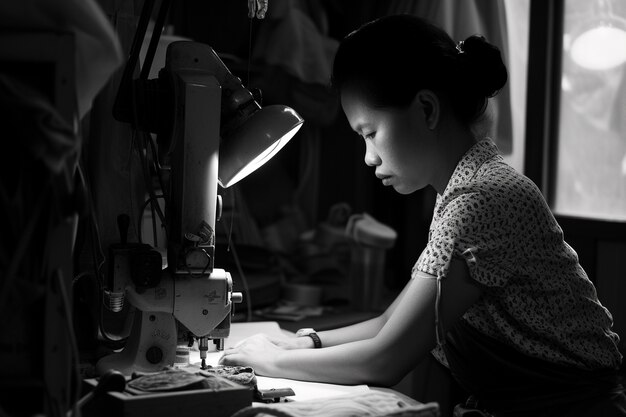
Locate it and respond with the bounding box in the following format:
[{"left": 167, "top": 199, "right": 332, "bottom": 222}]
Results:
[
  {"left": 467, "top": 160, "right": 547, "bottom": 208},
  {"left": 438, "top": 161, "right": 553, "bottom": 230}
]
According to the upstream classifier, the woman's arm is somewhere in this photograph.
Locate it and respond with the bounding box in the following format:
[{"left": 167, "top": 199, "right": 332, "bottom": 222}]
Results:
[
  {"left": 248, "top": 274, "right": 416, "bottom": 351},
  {"left": 310, "top": 281, "right": 414, "bottom": 347},
  {"left": 220, "top": 257, "right": 484, "bottom": 386},
  {"left": 244, "top": 268, "right": 428, "bottom": 350}
]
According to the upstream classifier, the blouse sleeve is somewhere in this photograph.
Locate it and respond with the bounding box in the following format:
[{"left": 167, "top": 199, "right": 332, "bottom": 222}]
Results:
[{"left": 414, "top": 189, "right": 518, "bottom": 287}]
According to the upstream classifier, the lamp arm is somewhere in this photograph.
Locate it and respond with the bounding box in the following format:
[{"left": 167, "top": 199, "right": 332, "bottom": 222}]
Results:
[
  {"left": 184, "top": 46, "right": 262, "bottom": 137},
  {"left": 112, "top": 0, "right": 172, "bottom": 125}
]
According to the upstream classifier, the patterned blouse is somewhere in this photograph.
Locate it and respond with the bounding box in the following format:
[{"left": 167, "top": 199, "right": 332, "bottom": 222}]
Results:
[{"left": 414, "top": 138, "right": 622, "bottom": 370}]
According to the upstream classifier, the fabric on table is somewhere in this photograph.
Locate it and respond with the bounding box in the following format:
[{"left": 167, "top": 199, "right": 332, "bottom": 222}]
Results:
[{"left": 231, "top": 391, "right": 440, "bottom": 417}]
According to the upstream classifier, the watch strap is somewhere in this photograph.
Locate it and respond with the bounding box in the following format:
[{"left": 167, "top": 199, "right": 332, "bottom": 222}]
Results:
[
  {"left": 296, "top": 328, "right": 322, "bottom": 348},
  {"left": 306, "top": 332, "right": 322, "bottom": 349}
]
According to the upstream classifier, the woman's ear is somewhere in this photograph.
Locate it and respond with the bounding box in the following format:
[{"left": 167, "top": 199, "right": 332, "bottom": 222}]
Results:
[{"left": 414, "top": 90, "right": 440, "bottom": 130}]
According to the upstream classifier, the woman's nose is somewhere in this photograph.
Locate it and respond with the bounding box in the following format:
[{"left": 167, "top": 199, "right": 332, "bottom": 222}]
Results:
[{"left": 364, "top": 142, "right": 381, "bottom": 167}]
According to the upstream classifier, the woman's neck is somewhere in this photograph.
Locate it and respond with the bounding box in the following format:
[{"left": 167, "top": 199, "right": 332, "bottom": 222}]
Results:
[{"left": 431, "top": 127, "right": 477, "bottom": 195}]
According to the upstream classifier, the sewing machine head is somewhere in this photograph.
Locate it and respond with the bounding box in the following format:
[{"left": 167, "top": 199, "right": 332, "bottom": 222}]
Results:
[{"left": 95, "top": 15, "right": 301, "bottom": 375}]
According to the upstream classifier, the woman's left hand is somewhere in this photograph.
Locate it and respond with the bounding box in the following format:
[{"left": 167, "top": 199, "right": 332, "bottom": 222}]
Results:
[{"left": 218, "top": 333, "right": 284, "bottom": 375}]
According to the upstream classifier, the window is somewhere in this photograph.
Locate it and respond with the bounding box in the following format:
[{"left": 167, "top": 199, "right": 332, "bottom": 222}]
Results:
[
  {"left": 553, "top": 0, "right": 626, "bottom": 220},
  {"left": 503, "top": 0, "right": 531, "bottom": 173}
]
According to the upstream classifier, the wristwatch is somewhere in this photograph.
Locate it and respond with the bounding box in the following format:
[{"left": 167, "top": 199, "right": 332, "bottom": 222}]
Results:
[{"left": 296, "top": 328, "right": 322, "bottom": 348}]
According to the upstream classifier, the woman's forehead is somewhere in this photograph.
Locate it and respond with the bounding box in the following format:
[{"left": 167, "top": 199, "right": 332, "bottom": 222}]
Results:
[{"left": 340, "top": 89, "right": 378, "bottom": 130}]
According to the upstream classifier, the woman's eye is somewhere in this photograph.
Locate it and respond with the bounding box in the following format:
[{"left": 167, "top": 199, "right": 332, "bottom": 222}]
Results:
[{"left": 363, "top": 132, "right": 376, "bottom": 140}]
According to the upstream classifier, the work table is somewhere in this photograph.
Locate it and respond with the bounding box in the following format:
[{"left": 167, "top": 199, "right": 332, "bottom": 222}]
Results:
[{"left": 81, "top": 321, "right": 438, "bottom": 416}]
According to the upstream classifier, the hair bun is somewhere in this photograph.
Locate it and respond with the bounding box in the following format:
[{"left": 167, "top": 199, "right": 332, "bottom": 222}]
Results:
[{"left": 460, "top": 34, "right": 508, "bottom": 98}]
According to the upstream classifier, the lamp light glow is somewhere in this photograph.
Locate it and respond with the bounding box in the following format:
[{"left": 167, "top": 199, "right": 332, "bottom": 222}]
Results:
[{"left": 570, "top": 23, "right": 626, "bottom": 70}]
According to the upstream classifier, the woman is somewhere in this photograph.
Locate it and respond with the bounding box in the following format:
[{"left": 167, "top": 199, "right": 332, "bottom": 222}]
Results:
[{"left": 220, "top": 14, "right": 625, "bottom": 416}]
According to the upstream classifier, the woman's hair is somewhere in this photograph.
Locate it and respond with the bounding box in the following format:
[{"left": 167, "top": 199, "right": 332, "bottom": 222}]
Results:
[{"left": 331, "top": 14, "right": 508, "bottom": 127}]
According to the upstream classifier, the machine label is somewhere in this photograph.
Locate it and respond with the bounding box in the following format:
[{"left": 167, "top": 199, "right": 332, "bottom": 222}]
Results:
[
  {"left": 205, "top": 289, "right": 221, "bottom": 303},
  {"left": 152, "top": 329, "right": 171, "bottom": 340}
]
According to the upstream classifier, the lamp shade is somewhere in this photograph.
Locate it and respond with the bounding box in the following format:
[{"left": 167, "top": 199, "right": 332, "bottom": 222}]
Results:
[{"left": 218, "top": 104, "right": 304, "bottom": 188}]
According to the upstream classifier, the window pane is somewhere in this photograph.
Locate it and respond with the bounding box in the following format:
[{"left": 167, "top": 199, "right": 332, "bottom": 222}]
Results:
[
  {"left": 503, "top": 0, "right": 530, "bottom": 173},
  {"left": 554, "top": 0, "right": 626, "bottom": 221}
]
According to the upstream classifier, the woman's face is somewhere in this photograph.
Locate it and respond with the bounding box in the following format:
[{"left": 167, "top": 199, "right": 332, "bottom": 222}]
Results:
[{"left": 340, "top": 88, "right": 439, "bottom": 194}]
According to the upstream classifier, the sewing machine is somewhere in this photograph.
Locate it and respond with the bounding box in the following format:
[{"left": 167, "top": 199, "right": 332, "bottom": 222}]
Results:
[{"left": 96, "top": 0, "right": 303, "bottom": 376}]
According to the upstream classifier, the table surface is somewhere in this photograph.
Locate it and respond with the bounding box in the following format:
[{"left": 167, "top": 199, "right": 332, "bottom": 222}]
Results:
[{"left": 83, "top": 321, "right": 429, "bottom": 417}]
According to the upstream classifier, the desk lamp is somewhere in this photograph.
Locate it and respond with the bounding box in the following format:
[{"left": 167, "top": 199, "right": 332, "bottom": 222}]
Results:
[{"left": 97, "top": 0, "right": 303, "bottom": 375}]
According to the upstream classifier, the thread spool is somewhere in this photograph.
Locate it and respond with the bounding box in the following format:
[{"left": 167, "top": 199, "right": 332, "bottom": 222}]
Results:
[{"left": 174, "top": 346, "right": 190, "bottom": 367}]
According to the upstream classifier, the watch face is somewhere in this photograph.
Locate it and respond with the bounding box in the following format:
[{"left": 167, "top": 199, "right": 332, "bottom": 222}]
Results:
[{"left": 296, "top": 328, "right": 315, "bottom": 337}]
